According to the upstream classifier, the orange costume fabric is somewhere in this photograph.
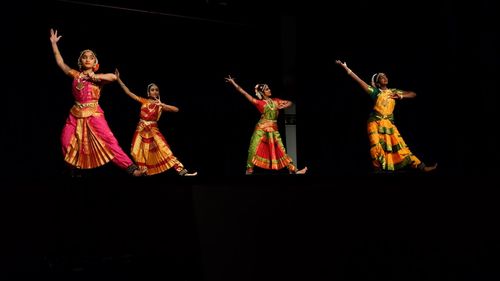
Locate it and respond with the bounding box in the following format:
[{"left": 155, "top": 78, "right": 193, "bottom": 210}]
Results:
[{"left": 130, "top": 97, "right": 185, "bottom": 175}]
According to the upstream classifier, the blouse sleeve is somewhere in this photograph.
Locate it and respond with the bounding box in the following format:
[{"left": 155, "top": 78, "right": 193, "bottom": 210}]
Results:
[
  {"left": 391, "top": 88, "right": 403, "bottom": 95},
  {"left": 254, "top": 99, "right": 266, "bottom": 113},
  {"left": 367, "top": 86, "right": 380, "bottom": 101},
  {"left": 68, "top": 69, "right": 79, "bottom": 79}
]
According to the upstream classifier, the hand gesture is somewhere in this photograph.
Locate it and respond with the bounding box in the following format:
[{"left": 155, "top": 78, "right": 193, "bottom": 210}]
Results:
[
  {"left": 336, "top": 60, "right": 348, "bottom": 70},
  {"left": 336, "top": 60, "right": 352, "bottom": 74},
  {"left": 335, "top": 60, "right": 347, "bottom": 67},
  {"left": 224, "top": 75, "right": 235, "bottom": 84},
  {"left": 50, "top": 28, "right": 62, "bottom": 44},
  {"left": 83, "top": 70, "right": 95, "bottom": 80},
  {"left": 389, "top": 92, "right": 403, "bottom": 100}
]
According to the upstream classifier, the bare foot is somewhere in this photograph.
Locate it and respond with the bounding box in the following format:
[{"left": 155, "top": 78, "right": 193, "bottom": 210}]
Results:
[
  {"left": 296, "top": 167, "right": 308, "bottom": 174},
  {"left": 132, "top": 167, "right": 147, "bottom": 176},
  {"left": 184, "top": 171, "right": 198, "bottom": 176},
  {"left": 422, "top": 163, "right": 437, "bottom": 172}
]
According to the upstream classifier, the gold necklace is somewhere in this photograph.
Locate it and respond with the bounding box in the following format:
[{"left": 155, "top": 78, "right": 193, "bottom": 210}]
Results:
[
  {"left": 380, "top": 89, "right": 392, "bottom": 107},
  {"left": 265, "top": 98, "right": 276, "bottom": 110},
  {"left": 76, "top": 72, "right": 87, "bottom": 91}
]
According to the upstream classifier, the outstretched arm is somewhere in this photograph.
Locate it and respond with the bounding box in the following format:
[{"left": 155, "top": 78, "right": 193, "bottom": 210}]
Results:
[
  {"left": 50, "top": 28, "right": 71, "bottom": 75},
  {"left": 277, "top": 99, "right": 293, "bottom": 109},
  {"left": 81, "top": 70, "right": 116, "bottom": 84},
  {"left": 116, "top": 69, "right": 179, "bottom": 112},
  {"left": 225, "top": 75, "right": 257, "bottom": 104},
  {"left": 336, "top": 60, "right": 371, "bottom": 93},
  {"left": 159, "top": 102, "right": 179, "bottom": 113},
  {"left": 115, "top": 69, "right": 140, "bottom": 102},
  {"left": 401, "top": 90, "right": 416, "bottom": 99},
  {"left": 93, "top": 72, "right": 117, "bottom": 84},
  {"left": 389, "top": 90, "right": 417, "bottom": 100}
]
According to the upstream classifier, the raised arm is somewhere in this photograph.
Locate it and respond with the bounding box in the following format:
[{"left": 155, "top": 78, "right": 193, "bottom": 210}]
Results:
[
  {"left": 50, "top": 28, "right": 71, "bottom": 75},
  {"left": 115, "top": 69, "right": 140, "bottom": 102},
  {"left": 225, "top": 75, "right": 257, "bottom": 104},
  {"left": 336, "top": 60, "right": 371, "bottom": 93}
]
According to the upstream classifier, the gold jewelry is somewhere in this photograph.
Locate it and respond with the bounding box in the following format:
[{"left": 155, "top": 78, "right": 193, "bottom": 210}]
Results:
[
  {"left": 266, "top": 98, "right": 276, "bottom": 110},
  {"left": 76, "top": 73, "right": 85, "bottom": 91}
]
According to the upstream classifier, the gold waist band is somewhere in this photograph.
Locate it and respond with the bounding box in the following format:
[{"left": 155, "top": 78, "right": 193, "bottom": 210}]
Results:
[
  {"left": 75, "top": 101, "right": 99, "bottom": 108},
  {"left": 139, "top": 119, "right": 157, "bottom": 125}
]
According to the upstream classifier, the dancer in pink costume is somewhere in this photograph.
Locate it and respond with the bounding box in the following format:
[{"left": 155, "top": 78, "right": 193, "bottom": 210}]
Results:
[{"left": 50, "top": 28, "right": 146, "bottom": 176}]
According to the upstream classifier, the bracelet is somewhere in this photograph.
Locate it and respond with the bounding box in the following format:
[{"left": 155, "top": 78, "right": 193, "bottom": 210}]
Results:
[
  {"left": 90, "top": 74, "right": 101, "bottom": 83},
  {"left": 347, "top": 69, "right": 352, "bottom": 75},
  {"left": 399, "top": 93, "right": 403, "bottom": 99}
]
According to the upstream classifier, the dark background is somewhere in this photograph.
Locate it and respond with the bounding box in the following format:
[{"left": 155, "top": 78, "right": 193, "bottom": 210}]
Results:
[{"left": 3, "top": 0, "right": 500, "bottom": 278}]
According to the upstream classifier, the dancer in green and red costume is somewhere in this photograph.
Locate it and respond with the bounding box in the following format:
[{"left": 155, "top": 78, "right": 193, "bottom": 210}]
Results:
[{"left": 225, "top": 75, "right": 307, "bottom": 175}]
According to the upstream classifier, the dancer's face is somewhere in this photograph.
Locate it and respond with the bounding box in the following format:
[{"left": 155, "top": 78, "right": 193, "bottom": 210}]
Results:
[
  {"left": 262, "top": 84, "right": 272, "bottom": 97},
  {"left": 377, "top": 73, "right": 388, "bottom": 86},
  {"left": 79, "top": 51, "right": 96, "bottom": 70},
  {"left": 148, "top": 85, "right": 160, "bottom": 99}
]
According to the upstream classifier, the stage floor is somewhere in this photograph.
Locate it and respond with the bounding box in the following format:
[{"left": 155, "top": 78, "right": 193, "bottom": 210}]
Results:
[{"left": 2, "top": 174, "right": 499, "bottom": 279}]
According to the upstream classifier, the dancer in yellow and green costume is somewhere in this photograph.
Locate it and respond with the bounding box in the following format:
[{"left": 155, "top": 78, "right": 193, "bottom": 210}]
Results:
[
  {"left": 336, "top": 60, "right": 437, "bottom": 172},
  {"left": 225, "top": 75, "right": 307, "bottom": 175}
]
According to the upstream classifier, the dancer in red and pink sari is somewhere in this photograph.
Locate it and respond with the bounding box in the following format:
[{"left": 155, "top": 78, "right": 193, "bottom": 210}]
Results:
[
  {"left": 50, "top": 28, "right": 145, "bottom": 176},
  {"left": 115, "top": 69, "right": 197, "bottom": 176}
]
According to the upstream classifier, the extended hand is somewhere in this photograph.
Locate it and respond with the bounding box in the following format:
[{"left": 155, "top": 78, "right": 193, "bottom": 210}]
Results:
[
  {"left": 224, "top": 75, "right": 235, "bottom": 83},
  {"left": 335, "top": 60, "right": 351, "bottom": 74},
  {"left": 335, "top": 60, "right": 347, "bottom": 68},
  {"left": 50, "top": 28, "right": 62, "bottom": 44}
]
